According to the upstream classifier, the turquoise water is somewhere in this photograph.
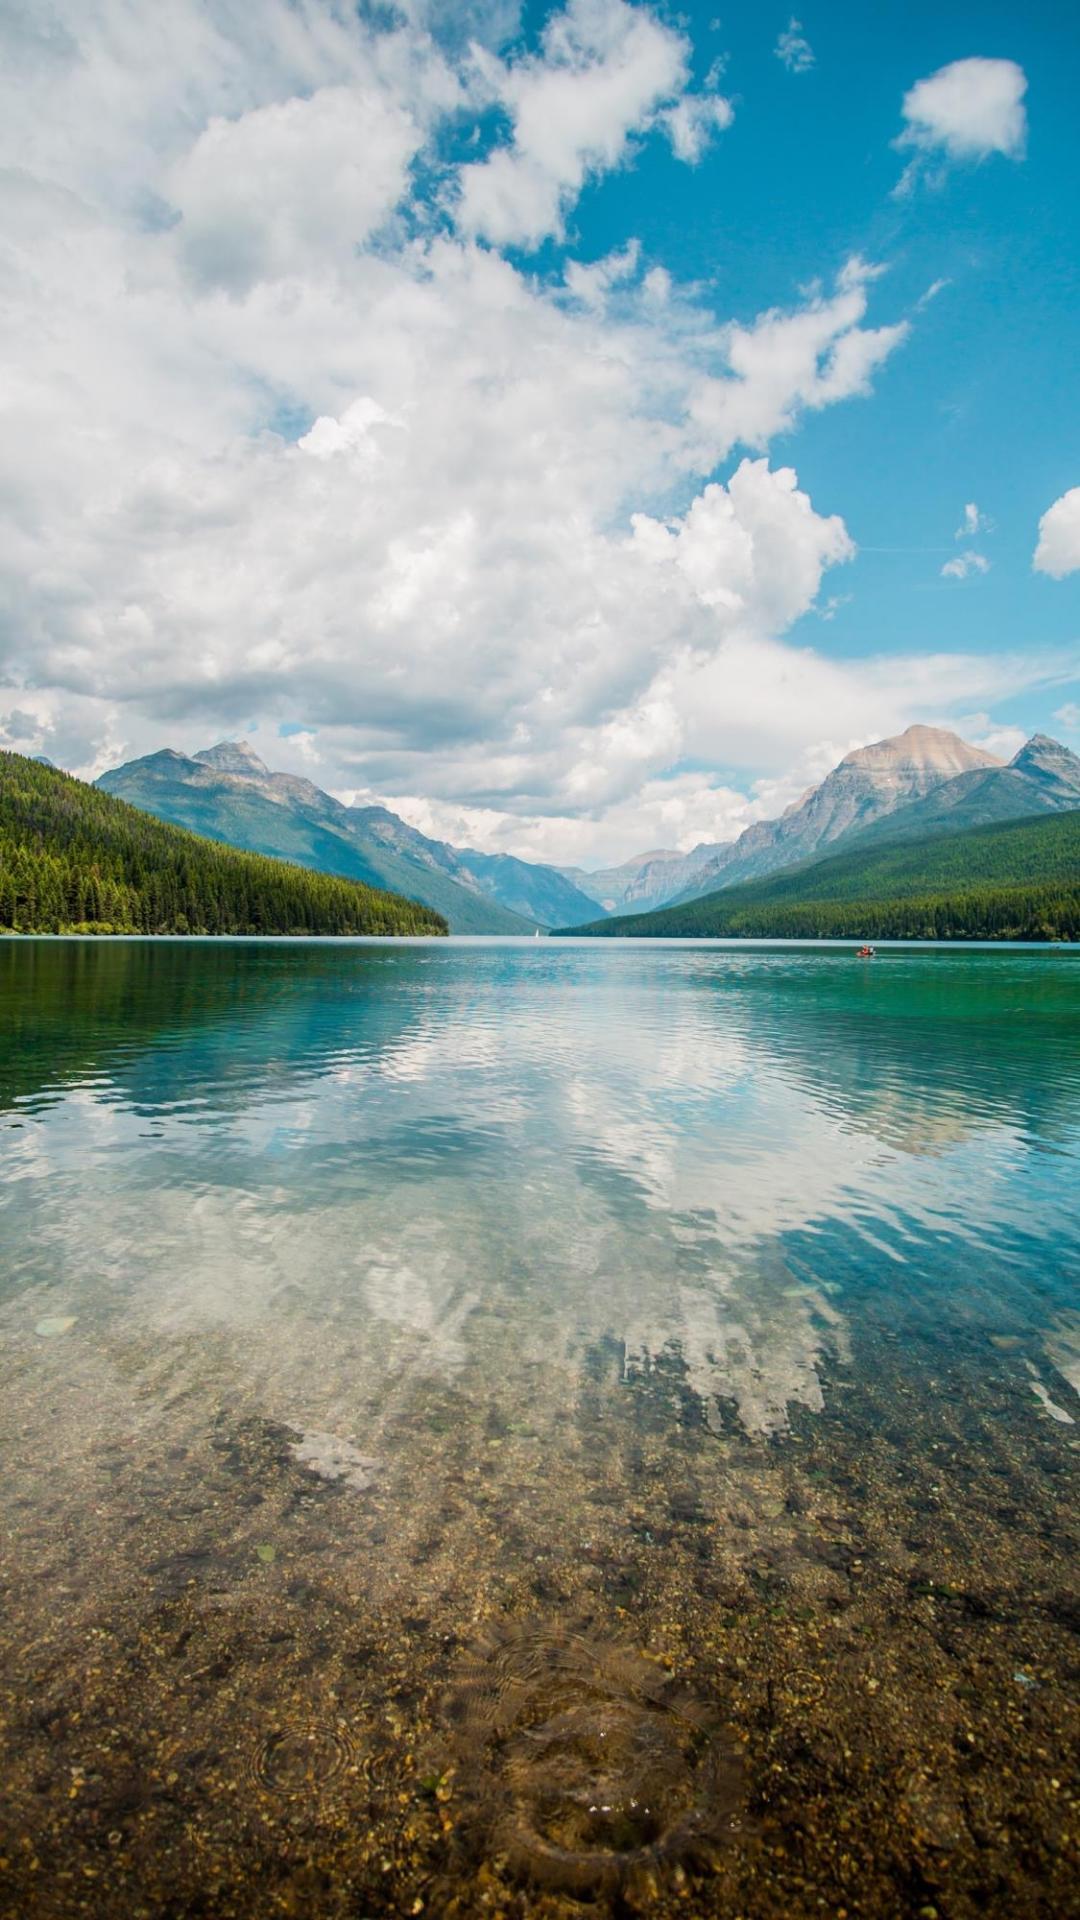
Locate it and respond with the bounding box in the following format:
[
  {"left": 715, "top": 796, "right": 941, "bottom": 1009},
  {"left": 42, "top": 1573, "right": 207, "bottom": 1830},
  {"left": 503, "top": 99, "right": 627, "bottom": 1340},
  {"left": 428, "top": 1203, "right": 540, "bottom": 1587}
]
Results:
[{"left": 1, "top": 938, "right": 1078, "bottom": 1918}]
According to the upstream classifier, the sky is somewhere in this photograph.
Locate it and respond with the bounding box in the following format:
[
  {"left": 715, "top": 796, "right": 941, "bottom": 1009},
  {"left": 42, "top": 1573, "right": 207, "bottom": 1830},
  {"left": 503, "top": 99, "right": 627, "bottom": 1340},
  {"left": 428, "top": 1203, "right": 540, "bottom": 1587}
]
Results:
[{"left": 1, "top": 0, "right": 1078, "bottom": 868}]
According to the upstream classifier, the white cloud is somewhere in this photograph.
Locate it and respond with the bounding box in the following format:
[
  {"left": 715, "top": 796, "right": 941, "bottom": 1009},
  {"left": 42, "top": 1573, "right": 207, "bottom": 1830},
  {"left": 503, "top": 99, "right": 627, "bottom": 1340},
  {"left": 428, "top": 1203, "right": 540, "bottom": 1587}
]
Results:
[
  {"left": 969, "top": 721, "right": 1026, "bottom": 761},
  {"left": 1034, "top": 489, "right": 1080, "bottom": 579},
  {"left": 1053, "top": 703, "right": 1080, "bottom": 732},
  {"left": 297, "top": 398, "right": 405, "bottom": 465},
  {"left": 170, "top": 86, "right": 425, "bottom": 293},
  {"left": 775, "top": 20, "right": 814, "bottom": 76},
  {"left": 895, "top": 57, "right": 1027, "bottom": 191},
  {"left": 686, "top": 259, "right": 909, "bottom": 457},
  {"left": 630, "top": 459, "right": 853, "bottom": 627},
  {"left": 454, "top": 0, "right": 691, "bottom": 248},
  {"left": 941, "top": 551, "right": 990, "bottom": 580},
  {"left": 380, "top": 771, "right": 755, "bottom": 867},
  {"left": 0, "top": 1, "right": 1062, "bottom": 865},
  {"left": 955, "top": 501, "right": 990, "bottom": 539},
  {"left": 563, "top": 238, "right": 641, "bottom": 307},
  {"left": 662, "top": 91, "right": 734, "bottom": 165}
]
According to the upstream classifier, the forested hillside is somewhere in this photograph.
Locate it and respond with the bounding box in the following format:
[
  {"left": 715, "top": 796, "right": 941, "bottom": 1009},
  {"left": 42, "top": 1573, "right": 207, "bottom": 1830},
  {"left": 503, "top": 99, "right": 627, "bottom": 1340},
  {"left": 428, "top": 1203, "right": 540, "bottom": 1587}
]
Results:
[
  {"left": 563, "top": 810, "right": 1080, "bottom": 941},
  {"left": 97, "top": 745, "right": 543, "bottom": 933},
  {"left": 0, "top": 753, "right": 446, "bottom": 937}
]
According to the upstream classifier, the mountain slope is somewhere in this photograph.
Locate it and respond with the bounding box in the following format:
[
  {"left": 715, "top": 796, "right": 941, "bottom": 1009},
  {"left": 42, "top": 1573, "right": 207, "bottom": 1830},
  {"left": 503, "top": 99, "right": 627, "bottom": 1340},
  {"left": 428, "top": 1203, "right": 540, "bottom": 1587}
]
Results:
[
  {"left": 341, "top": 801, "right": 601, "bottom": 928},
  {"left": 97, "top": 749, "right": 535, "bottom": 934},
  {"left": 560, "top": 810, "right": 1080, "bottom": 942},
  {"left": 674, "top": 726, "right": 1003, "bottom": 904},
  {"left": 192, "top": 744, "right": 604, "bottom": 925},
  {"left": 831, "top": 734, "right": 1080, "bottom": 853},
  {"left": 560, "top": 845, "right": 725, "bottom": 915},
  {"left": 0, "top": 752, "right": 446, "bottom": 937}
]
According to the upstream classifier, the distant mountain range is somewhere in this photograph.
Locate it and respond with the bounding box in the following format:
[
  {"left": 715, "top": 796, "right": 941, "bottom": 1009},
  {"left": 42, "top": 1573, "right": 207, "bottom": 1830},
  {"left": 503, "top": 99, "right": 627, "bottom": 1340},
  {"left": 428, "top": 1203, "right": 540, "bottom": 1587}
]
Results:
[
  {"left": 563, "top": 810, "right": 1080, "bottom": 943},
  {"left": 558, "top": 845, "right": 719, "bottom": 915},
  {"left": 96, "top": 725, "right": 1080, "bottom": 935},
  {"left": 556, "top": 724, "right": 1080, "bottom": 917},
  {"left": 98, "top": 743, "right": 600, "bottom": 934},
  {"left": 672, "top": 728, "right": 1080, "bottom": 904}
]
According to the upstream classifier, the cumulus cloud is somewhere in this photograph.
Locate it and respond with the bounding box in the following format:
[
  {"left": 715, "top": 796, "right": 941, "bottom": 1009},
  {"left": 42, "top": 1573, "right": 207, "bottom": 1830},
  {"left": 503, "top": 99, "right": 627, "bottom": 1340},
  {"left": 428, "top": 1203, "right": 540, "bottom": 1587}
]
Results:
[
  {"left": 941, "top": 551, "right": 990, "bottom": 581},
  {"left": 0, "top": 1, "right": 1059, "bottom": 862},
  {"left": 775, "top": 20, "right": 814, "bottom": 76},
  {"left": 563, "top": 238, "right": 641, "bottom": 307},
  {"left": 686, "top": 259, "right": 909, "bottom": 457},
  {"left": 454, "top": 0, "right": 694, "bottom": 247},
  {"left": 1034, "top": 489, "right": 1080, "bottom": 578},
  {"left": 381, "top": 771, "right": 756, "bottom": 867},
  {"left": 895, "top": 57, "right": 1028, "bottom": 192},
  {"left": 630, "top": 460, "right": 853, "bottom": 626},
  {"left": 662, "top": 91, "right": 734, "bottom": 164},
  {"left": 170, "top": 87, "right": 425, "bottom": 292}
]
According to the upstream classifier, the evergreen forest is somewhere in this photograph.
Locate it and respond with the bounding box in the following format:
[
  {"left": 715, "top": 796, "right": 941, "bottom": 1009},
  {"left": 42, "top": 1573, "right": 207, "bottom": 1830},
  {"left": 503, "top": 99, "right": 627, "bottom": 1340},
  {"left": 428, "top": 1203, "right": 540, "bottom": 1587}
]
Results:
[
  {"left": 0, "top": 753, "right": 447, "bottom": 937},
  {"left": 564, "top": 810, "right": 1080, "bottom": 941}
]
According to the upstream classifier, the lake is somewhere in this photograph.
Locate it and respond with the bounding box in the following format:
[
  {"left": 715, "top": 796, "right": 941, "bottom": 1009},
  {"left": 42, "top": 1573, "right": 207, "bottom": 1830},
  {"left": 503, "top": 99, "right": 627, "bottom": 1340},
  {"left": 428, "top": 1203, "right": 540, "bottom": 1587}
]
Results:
[{"left": 1, "top": 936, "right": 1077, "bottom": 1919}]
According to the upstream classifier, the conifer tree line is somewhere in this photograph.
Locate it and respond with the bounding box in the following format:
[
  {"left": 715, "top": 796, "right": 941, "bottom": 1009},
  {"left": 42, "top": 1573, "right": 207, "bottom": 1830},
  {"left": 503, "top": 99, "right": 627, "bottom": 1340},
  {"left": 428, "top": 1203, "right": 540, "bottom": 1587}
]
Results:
[
  {"left": 565, "top": 809, "right": 1080, "bottom": 940},
  {"left": 611, "top": 884, "right": 1080, "bottom": 942},
  {"left": 0, "top": 753, "right": 447, "bottom": 937}
]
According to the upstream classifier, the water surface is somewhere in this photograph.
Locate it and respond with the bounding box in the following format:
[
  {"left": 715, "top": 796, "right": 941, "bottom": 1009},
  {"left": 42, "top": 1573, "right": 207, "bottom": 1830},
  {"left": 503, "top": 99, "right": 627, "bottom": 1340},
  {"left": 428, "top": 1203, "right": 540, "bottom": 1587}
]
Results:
[{"left": 1, "top": 938, "right": 1077, "bottom": 1918}]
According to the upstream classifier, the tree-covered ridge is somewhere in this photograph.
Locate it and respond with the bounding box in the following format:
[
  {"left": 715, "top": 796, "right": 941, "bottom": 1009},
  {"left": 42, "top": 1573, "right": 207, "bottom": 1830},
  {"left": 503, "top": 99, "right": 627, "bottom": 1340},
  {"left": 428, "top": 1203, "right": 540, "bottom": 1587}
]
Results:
[
  {"left": 562, "top": 810, "right": 1080, "bottom": 940},
  {"left": 0, "top": 753, "right": 447, "bottom": 937}
]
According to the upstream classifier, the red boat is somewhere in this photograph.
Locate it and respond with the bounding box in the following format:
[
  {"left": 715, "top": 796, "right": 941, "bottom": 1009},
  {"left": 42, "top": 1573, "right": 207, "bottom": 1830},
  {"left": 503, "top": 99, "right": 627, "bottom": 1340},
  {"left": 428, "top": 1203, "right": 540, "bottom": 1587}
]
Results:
[{"left": 856, "top": 944, "right": 876, "bottom": 959}]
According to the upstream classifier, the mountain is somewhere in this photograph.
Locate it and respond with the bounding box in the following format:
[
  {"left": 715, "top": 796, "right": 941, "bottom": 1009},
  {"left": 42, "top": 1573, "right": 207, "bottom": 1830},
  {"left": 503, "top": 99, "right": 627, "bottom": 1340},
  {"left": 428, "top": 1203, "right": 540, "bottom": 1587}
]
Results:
[
  {"left": 673, "top": 726, "right": 1003, "bottom": 905},
  {"left": 834, "top": 733, "right": 1080, "bottom": 852},
  {"left": 99, "top": 742, "right": 601, "bottom": 934},
  {"left": 337, "top": 800, "right": 601, "bottom": 929},
  {"left": 0, "top": 751, "right": 446, "bottom": 937},
  {"left": 97, "top": 746, "right": 565, "bottom": 934},
  {"left": 560, "top": 845, "right": 725, "bottom": 915},
  {"left": 561, "top": 809, "right": 1080, "bottom": 943}
]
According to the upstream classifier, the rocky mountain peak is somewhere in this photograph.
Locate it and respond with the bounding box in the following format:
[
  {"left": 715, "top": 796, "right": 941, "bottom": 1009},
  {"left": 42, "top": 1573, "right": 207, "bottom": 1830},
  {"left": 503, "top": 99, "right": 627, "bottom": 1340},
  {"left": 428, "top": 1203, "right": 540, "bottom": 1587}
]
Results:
[
  {"left": 194, "top": 740, "right": 270, "bottom": 777},
  {"left": 1010, "top": 734, "right": 1080, "bottom": 789},
  {"left": 839, "top": 725, "right": 1001, "bottom": 777}
]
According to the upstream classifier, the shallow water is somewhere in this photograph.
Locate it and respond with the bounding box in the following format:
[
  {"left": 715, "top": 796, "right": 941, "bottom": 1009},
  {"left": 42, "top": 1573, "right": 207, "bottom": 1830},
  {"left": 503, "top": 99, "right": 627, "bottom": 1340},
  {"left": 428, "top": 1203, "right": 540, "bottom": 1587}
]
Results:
[{"left": 0, "top": 937, "right": 1077, "bottom": 1918}]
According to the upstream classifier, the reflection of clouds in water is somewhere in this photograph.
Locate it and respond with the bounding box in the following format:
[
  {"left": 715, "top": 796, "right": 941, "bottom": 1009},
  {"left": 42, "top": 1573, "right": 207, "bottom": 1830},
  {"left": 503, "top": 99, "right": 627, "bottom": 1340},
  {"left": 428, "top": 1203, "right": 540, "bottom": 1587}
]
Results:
[
  {"left": 0, "top": 1131, "right": 846, "bottom": 1435},
  {"left": 1023, "top": 1360, "right": 1075, "bottom": 1425},
  {"left": 2, "top": 948, "right": 1078, "bottom": 1442},
  {"left": 1045, "top": 1312, "right": 1080, "bottom": 1399},
  {"left": 363, "top": 1237, "right": 480, "bottom": 1379},
  {"left": 623, "top": 1275, "right": 850, "bottom": 1438}
]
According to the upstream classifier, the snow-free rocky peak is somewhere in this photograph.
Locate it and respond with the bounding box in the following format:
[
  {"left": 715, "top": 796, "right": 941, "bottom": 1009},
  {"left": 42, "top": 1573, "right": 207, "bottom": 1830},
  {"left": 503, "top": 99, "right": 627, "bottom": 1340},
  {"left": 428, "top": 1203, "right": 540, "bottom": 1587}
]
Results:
[
  {"left": 194, "top": 740, "right": 271, "bottom": 777},
  {"left": 839, "top": 724, "right": 1002, "bottom": 780},
  {"left": 1009, "top": 734, "right": 1080, "bottom": 793}
]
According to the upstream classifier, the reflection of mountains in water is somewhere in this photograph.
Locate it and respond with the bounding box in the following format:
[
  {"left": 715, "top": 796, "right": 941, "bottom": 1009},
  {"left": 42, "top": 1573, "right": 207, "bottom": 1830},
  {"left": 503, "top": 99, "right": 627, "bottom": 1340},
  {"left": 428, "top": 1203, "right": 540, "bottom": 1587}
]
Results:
[
  {"left": 0, "top": 939, "right": 432, "bottom": 1119},
  {"left": 683, "top": 951, "right": 1080, "bottom": 1156},
  {"left": 3, "top": 943, "right": 1078, "bottom": 1439},
  {"left": 5, "top": 942, "right": 1079, "bottom": 1150}
]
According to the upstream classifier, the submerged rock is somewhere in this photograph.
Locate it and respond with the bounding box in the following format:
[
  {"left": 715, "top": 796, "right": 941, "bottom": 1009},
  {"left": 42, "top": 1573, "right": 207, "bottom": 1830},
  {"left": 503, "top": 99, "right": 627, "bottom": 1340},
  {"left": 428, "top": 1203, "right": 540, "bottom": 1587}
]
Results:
[{"left": 289, "top": 1429, "right": 381, "bottom": 1491}]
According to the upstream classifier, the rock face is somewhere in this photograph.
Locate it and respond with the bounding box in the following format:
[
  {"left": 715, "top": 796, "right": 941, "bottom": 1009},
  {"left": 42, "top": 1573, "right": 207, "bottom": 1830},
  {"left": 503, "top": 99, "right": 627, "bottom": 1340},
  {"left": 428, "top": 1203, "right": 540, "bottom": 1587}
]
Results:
[
  {"left": 562, "top": 846, "right": 726, "bottom": 915},
  {"left": 1010, "top": 733, "right": 1080, "bottom": 795},
  {"left": 194, "top": 741, "right": 271, "bottom": 778},
  {"left": 676, "top": 726, "right": 1003, "bottom": 903},
  {"left": 97, "top": 743, "right": 602, "bottom": 933},
  {"left": 835, "top": 733, "right": 1080, "bottom": 853}
]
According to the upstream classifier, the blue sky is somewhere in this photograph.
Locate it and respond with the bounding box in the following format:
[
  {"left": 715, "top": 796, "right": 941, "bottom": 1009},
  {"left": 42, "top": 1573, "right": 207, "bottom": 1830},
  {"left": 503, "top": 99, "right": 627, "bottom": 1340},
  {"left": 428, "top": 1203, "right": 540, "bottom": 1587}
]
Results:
[
  {"left": 0, "top": 0, "right": 1077, "bottom": 863},
  {"left": 526, "top": 1, "right": 1080, "bottom": 671}
]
